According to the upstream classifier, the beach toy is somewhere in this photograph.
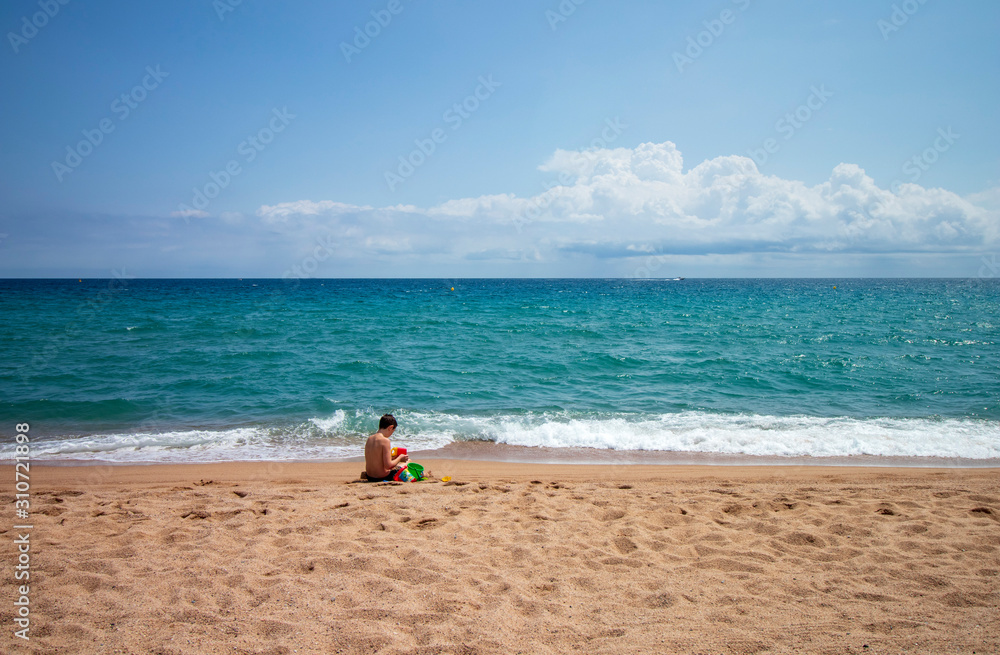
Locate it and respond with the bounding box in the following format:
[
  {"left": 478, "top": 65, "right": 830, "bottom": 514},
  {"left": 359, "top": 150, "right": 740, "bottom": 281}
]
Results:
[
  {"left": 392, "top": 467, "right": 416, "bottom": 482},
  {"left": 441, "top": 476, "right": 452, "bottom": 482},
  {"left": 407, "top": 462, "right": 424, "bottom": 480},
  {"left": 391, "top": 446, "right": 407, "bottom": 458}
]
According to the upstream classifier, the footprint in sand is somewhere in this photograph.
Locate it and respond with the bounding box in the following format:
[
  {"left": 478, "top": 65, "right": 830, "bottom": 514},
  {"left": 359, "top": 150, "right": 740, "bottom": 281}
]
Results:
[
  {"left": 613, "top": 536, "right": 639, "bottom": 554},
  {"left": 645, "top": 592, "right": 675, "bottom": 608},
  {"left": 782, "top": 532, "right": 825, "bottom": 547}
]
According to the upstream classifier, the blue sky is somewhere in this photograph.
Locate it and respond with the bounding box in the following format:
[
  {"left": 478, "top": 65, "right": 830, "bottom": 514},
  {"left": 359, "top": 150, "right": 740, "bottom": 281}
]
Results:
[{"left": 1, "top": 0, "right": 998, "bottom": 277}]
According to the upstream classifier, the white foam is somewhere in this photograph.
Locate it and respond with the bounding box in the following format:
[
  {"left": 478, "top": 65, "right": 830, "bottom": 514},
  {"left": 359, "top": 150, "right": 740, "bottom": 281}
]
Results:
[
  {"left": 20, "top": 426, "right": 361, "bottom": 463},
  {"left": 482, "top": 412, "right": 1000, "bottom": 459},
  {"left": 5, "top": 411, "right": 998, "bottom": 463},
  {"left": 398, "top": 410, "right": 1000, "bottom": 459},
  {"left": 308, "top": 409, "right": 346, "bottom": 432}
]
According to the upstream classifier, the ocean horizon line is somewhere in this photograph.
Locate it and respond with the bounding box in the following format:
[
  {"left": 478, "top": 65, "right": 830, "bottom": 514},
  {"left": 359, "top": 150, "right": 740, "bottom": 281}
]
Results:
[{"left": 2, "top": 276, "right": 996, "bottom": 281}]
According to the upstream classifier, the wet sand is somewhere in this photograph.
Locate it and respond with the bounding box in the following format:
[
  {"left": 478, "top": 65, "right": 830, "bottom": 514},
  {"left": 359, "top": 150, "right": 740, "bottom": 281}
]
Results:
[{"left": 2, "top": 460, "right": 998, "bottom": 654}]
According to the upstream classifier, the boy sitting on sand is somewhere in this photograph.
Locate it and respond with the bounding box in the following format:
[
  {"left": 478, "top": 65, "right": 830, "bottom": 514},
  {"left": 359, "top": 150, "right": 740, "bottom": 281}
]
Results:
[{"left": 362, "top": 414, "right": 409, "bottom": 482}]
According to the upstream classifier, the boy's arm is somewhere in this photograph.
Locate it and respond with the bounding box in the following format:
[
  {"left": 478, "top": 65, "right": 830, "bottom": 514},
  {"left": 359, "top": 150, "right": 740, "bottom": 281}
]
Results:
[{"left": 383, "top": 441, "right": 408, "bottom": 469}]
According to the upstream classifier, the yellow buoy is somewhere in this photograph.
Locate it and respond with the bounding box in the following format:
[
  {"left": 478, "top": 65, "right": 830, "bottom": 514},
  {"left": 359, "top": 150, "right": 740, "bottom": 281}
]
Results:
[{"left": 451, "top": 287, "right": 454, "bottom": 291}]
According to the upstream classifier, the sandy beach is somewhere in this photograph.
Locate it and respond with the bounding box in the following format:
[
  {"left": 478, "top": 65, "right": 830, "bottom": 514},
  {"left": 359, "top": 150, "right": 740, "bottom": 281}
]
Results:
[{"left": 2, "top": 460, "right": 998, "bottom": 654}]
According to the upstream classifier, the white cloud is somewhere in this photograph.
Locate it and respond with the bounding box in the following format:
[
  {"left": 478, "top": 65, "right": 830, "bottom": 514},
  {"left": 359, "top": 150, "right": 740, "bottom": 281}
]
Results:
[
  {"left": 254, "top": 141, "right": 998, "bottom": 265},
  {"left": 171, "top": 208, "right": 210, "bottom": 219},
  {"left": 257, "top": 200, "right": 370, "bottom": 224},
  {"left": 967, "top": 187, "right": 1000, "bottom": 212}
]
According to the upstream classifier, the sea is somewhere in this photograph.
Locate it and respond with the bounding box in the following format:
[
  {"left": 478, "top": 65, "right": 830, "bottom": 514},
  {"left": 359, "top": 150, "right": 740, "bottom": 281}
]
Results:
[{"left": 1, "top": 278, "right": 998, "bottom": 466}]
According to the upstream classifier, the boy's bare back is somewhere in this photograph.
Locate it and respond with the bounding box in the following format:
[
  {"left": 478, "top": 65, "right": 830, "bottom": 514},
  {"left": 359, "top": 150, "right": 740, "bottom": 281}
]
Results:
[
  {"left": 365, "top": 431, "right": 392, "bottom": 478},
  {"left": 364, "top": 414, "right": 406, "bottom": 479}
]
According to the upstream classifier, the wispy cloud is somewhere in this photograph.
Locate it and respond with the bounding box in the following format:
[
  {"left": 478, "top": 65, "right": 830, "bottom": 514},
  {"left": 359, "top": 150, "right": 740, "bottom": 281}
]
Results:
[
  {"left": 170, "top": 208, "right": 210, "bottom": 219},
  {"left": 257, "top": 200, "right": 371, "bottom": 224}
]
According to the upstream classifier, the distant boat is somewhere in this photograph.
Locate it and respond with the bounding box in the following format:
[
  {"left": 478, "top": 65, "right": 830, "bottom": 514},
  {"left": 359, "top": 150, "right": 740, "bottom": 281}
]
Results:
[{"left": 671, "top": 277, "right": 685, "bottom": 281}]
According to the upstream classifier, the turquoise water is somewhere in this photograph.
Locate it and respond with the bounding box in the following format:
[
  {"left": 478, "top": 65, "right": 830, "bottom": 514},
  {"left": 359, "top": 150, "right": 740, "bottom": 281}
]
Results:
[{"left": 1, "top": 278, "right": 998, "bottom": 462}]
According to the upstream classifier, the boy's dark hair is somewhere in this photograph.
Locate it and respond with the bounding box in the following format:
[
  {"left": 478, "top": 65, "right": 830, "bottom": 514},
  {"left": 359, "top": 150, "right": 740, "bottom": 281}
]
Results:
[{"left": 379, "top": 414, "right": 397, "bottom": 430}]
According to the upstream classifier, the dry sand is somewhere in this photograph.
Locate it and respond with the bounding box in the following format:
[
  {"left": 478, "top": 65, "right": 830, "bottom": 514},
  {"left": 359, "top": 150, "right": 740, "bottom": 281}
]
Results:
[{"left": 2, "top": 461, "right": 998, "bottom": 654}]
